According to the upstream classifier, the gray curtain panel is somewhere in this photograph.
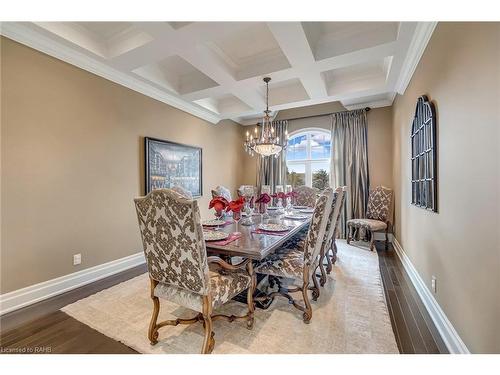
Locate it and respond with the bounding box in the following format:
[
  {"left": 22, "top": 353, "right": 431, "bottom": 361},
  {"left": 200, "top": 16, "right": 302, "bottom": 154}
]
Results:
[
  {"left": 330, "top": 109, "right": 370, "bottom": 238},
  {"left": 256, "top": 120, "right": 289, "bottom": 194}
]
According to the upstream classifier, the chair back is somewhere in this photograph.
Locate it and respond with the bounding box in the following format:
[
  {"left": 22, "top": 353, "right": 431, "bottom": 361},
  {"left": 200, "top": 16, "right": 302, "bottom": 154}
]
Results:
[
  {"left": 366, "top": 186, "right": 393, "bottom": 222},
  {"left": 294, "top": 185, "right": 318, "bottom": 207},
  {"left": 322, "top": 187, "right": 346, "bottom": 254},
  {"left": 171, "top": 185, "right": 193, "bottom": 199},
  {"left": 302, "top": 188, "right": 335, "bottom": 269},
  {"left": 237, "top": 185, "right": 256, "bottom": 198},
  {"left": 211, "top": 185, "right": 232, "bottom": 202},
  {"left": 134, "top": 189, "right": 210, "bottom": 295}
]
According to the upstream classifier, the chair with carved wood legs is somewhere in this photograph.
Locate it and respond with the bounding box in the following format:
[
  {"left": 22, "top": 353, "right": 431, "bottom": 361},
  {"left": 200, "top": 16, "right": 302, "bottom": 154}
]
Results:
[
  {"left": 254, "top": 189, "right": 335, "bottom": 323},
  {"left": 326, "top": 187, "right": 347, "bottom": 274},
  {"left": 346, "top": 186, "right": 393, "bottom": 251},
  {"left": 135, "top": 189, "right": 255, "bottom": 354}
]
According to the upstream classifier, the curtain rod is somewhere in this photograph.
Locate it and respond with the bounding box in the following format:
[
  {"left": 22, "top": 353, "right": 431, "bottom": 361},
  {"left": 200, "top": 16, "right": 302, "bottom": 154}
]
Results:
[{"left": 275, "top": 107, "right": 371, "bottom": 123}]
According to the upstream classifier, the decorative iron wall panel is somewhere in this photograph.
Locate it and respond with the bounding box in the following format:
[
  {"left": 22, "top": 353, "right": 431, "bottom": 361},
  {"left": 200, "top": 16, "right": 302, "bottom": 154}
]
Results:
[{"left": 410, "top": 96, "right": 437, "bottom": 212}]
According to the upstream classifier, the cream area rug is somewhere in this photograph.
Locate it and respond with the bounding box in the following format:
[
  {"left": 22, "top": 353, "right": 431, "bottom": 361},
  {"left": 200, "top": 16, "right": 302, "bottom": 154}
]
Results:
[{"left": 62, "top": 240, "right": 398, "bottom": 354}]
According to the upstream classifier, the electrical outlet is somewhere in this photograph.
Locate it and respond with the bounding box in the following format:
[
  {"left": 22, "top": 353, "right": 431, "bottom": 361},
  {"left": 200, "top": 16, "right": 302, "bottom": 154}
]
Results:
[
  {"left": 431, "top": 276, "right": 437, "bottom": 293},
  {"left": 73, "top": 253, "right": 82, "bottom": 266}
]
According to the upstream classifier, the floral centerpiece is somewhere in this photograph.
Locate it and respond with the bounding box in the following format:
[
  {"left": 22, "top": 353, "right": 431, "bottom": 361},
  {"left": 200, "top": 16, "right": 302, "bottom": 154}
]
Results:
[
  {"left": 226, "top": 197, "right": 246, "bottom": 233},
  {"left": 209, "top": 196, "right": 229, "bottom": 220},
  {"left": 255, "top": 193, "right": 271, "bottom": 217}
]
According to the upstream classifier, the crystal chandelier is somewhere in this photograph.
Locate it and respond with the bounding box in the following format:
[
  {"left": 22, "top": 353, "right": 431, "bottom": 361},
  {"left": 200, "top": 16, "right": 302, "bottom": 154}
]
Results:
[{"left": 244, "top": 77, "right": 288, "bottom": 158}]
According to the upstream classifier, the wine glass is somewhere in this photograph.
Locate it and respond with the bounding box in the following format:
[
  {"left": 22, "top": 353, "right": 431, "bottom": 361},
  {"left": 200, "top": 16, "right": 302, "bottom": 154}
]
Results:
[
  {"left": 233, "top": 210, "right": 241, "bottom": 234},
  {"left": 214, "top": 209, "right": 224, "bottom": 230}
]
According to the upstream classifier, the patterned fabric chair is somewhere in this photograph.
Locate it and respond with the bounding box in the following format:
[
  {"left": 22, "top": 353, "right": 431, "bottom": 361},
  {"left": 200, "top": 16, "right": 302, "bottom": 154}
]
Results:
[
  {"left": 211, "top": 185, "right": 232, "bottom": 202},
  {"left": 317, "top": 187, "right": 345, "bottom": 287},
  {"left": 347, "top": 186, "right": 393, "bottom": 251},
  {"left": 294, "top": 185, "right": 318, "bottom": 207},
  {"left": 134, "top": 189, "right": 255, "bottom": 354},
  {"left": 327, "top": 186, "right": 347, "bottom": 272},
  {"left": 237, "top": 185, "right": 256, "bottom": 198},
  {"left": 171, "top": 185, "right": 193, "bottom": 199},
  {"left": 254, "top": 188, "right": 335, "bottom": 323}
]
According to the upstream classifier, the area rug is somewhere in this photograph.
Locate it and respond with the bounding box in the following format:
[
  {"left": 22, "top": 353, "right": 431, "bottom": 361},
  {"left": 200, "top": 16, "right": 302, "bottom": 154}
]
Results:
[{"left": 62, "top": 240, "right": 398, "bottom": 354}]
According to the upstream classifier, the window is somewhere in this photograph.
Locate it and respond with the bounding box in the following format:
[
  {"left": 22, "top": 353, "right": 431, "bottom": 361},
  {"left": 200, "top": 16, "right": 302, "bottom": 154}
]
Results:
[{"left": 286, "top": 129, "right": 331, "bottom": 190}]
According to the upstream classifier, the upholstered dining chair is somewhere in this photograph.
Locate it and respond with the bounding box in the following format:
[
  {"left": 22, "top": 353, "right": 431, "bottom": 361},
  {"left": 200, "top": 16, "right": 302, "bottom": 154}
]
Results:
[
  {"left": 254, "top": 188, "right": 335, "bottom": 324},
  {"left": 317, "top": 187, "right": 345, "bottom": 287},
  {"left": 211, "top": 185, "right": 232, "bottom": 201},
  {"left": 294, "top": 185, "right": 318, "bottom": 207},
  {"left": 326, "top": 186, "right": 347, "bottom": 273},
  {"left": 171, "top": 184, "right": 193, "bottom": 199},
  {"left": 134, "top": 189, "right": 255, "bottom": 354},
  {"left": 346, "top": 186, "right": 393, "bottom": 251}
]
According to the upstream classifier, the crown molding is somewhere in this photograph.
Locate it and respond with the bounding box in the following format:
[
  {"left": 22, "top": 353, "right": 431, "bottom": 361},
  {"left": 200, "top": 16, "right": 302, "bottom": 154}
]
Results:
[
  {"left": 395, "top": 22, "right": 438, "bottom": 95},
  {"left": 0, "top": 22, "right": 222, "bottom": 124}
]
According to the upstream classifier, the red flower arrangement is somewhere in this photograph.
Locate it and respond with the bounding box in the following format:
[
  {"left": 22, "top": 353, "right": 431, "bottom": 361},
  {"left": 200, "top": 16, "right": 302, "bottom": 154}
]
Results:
[
  {"left": 226, "top": 196, "right": 246, "bottom": 213},
  {"left": 255, "top": 193, "right": 271, "bottom": 204},
  {"left": 272, "top": 192, "right": 287, "bottom": 200},
  {"left": 209, "top": 196, "right": 229, "bottom": 213}
]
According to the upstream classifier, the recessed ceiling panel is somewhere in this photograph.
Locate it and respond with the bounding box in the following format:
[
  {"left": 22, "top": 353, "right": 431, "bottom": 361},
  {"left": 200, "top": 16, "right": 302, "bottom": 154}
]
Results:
[
  {"left": 321, "top": 57, "right": 392, "bottom": 96},
  {"left": 206, "top": 22, "right": 291, "bottom": 81},
  {"left": 302, "top": 22, "right": 399, "bottom": 61},
  {"left": 35, "top": 22, "right": 153, "bottom": 59},
  {"left": 266, "top": 78, "right": 310, "bottom": 106},
  {"left": 195, "top": 94, "right": 253, "bottom": 116},
  {"left": 133, "top": 55, "right": 219, "bottom": 95}
]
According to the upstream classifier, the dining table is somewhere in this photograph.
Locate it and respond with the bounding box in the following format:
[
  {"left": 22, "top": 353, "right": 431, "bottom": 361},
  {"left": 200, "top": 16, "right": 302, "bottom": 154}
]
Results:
[
  {"left": 204, "top": 210, "right": 313, "bottom": 309},
  {"left": 204, "top": 211, "right": 312, "bottom": 260}
]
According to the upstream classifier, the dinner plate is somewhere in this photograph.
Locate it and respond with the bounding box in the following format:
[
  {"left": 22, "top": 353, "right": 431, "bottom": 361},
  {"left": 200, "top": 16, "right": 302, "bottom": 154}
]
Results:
[
  {"left": 203, "top": 230, "right": 229, "bottom": 241},
  {"left": 257, "top": 223, "right": 290, "bottom": 232},
  {"left": 293, "top": 205, "right": 308, "bottom": 209},
  {"left": 284, "top": 214, "right": 309, "bottom": 220},
  {"left": 299, "top": 208, "right": 315, "bottom": 214},
  {"left": 202, "top": 219, "right": 226, "bottom": 227}
]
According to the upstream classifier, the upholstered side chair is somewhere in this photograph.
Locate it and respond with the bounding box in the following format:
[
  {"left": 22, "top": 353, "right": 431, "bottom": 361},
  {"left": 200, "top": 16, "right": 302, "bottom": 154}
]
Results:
[
  {"left": 171, "top": 184, "right": 193, "bottom": 199},
  {"left": 294, "top": 185, "right": 319, "bottom": 207},
  {"left": 254, "top": 188, "right": 335, "bottom": 323},
  {"left": 317, "top": 187, "right": 345, "bottom": 287},
  {"left": 326, "top": 186, "right": 347, "bottom": 273},
  {"left": 134, "top": 189, "right": 255, "bottom": 354},
  {"left": 346, "top": 186, "right": 393, "bottom": 251},
  {"left": 211, "top": 185, "right": 232, "bottom": 201}
]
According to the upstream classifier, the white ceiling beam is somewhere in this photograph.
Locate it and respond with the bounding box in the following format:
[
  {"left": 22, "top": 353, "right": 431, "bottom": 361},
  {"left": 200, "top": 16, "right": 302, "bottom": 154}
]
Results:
[{"left": 267, "top": 22, "right": 328, "bottom": 99}]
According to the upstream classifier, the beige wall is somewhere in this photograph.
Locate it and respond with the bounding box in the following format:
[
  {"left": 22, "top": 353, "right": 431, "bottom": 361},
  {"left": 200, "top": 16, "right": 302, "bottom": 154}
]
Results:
[
  {"left": 391, "top": 22, "right": 500, "bottom": 353},
  {"left": 274, "top": 102, "right": 393, "bottom": 189},
  {"left": 0, "top": 37, "right": 249, "bottom": 293}
]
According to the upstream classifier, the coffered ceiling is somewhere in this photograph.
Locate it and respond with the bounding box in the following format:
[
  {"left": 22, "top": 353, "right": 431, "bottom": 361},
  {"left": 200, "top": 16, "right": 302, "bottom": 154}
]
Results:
[{"left": 1, "top": 21, "right": 436, "bottom": 124}]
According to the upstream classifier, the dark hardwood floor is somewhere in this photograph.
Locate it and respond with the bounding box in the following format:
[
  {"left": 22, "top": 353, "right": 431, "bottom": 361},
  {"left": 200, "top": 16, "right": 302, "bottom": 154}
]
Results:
[
  {"left": 1, "top": 241, "right": 447, "bottom": 354},
  {"left": 376, "top": 242, "right": 447, "bottom": 354}
]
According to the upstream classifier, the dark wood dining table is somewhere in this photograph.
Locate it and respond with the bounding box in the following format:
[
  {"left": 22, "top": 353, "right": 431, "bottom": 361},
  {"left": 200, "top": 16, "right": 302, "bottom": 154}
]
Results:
[
  {"left": 205, "top": 211, "right": 313, "bottom": 308},
  {"left": 205, "top": 212, "right": 312, "bottom": 260}
]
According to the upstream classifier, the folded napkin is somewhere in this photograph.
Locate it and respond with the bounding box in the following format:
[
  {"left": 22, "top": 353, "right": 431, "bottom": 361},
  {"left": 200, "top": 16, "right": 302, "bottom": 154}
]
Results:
[
  {"left": 210, "top": 232, "right": 242, "bottom": 246},
  {"left": 251, "top": 229, "right": 289, "bottom": 236}
]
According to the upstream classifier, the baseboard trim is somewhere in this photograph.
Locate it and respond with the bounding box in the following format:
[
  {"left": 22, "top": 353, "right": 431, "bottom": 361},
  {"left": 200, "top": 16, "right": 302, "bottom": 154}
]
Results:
[
  {"left": 0, "top": 252, "right": 146, "bottom": 316},
  {"left": 392, "top": 239, "right": 470, "bottom": 354},
  {"left": 374, "top": 232, "right": 394, "bottom": 242}
]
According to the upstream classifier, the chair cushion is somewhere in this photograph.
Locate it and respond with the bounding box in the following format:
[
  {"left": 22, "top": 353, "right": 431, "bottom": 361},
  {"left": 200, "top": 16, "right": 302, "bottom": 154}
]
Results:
[
  {"left": 347, "top": 218, "right": 387, "bottom": 231},
  {"left": 254, "top": 247, "right": 304, "bottom": 281},
  {"left": 154, "top": 269, "right": 251, "bottom": 312}
]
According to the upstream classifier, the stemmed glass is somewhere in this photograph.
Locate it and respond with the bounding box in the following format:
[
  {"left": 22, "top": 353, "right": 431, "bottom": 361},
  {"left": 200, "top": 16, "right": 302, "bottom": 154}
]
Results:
[
  {"left": 214, "top": 209, "right": 224, "bottom": 230},
  {"left": 233, "top": 210, "right": 242, "bottom": 234}
]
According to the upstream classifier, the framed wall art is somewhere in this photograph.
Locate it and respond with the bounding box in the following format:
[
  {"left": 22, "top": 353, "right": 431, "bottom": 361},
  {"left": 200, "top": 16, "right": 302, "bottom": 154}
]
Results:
[{"left": 145, "top": 137, "right": 202, "bottom": 197}]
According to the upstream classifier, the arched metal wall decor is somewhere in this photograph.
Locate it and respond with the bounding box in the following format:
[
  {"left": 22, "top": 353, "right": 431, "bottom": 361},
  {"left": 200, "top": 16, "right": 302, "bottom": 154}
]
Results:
[{"left": 411, "top": 95, "right": 437, "bottom": 212}]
